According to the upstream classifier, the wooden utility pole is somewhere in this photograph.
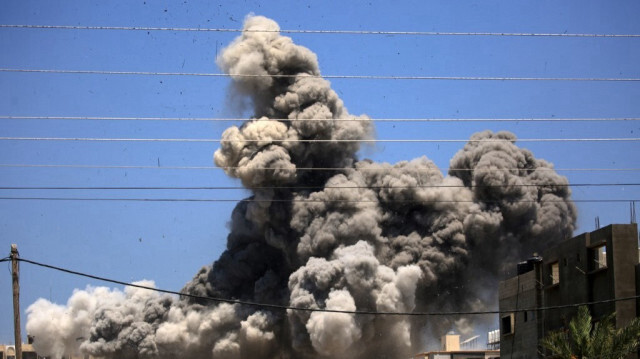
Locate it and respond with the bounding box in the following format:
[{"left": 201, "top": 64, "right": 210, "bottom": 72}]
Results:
[{"left": 11, "top": 244, "right": 22, "bottom": 359}]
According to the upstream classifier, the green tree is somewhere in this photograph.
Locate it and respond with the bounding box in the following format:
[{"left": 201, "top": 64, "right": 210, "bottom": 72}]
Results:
[{"left": 540, "top": 306, "right": 640, "bottom": 359}]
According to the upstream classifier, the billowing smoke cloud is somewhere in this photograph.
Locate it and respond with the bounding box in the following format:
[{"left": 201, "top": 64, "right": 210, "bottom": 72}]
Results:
[{"left": 26, "top": 15, "right": 577, "bottom": 359}]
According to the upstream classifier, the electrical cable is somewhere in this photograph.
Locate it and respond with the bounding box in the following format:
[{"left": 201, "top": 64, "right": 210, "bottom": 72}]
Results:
[
  {"left": 15, "top": 256, "right": 640, "bottom": 316},
  {"left": 0, "top": 183, "right": 638, "bottom": 190},
  {"left": 0, "top": 164, "right": 222, "bottom": 170},
  {"left": 1, "top": 136, "right": 639, "bottom": 143},
  {"left": 3, "top": 116, "right": 640, "bottom": 122},
  {"left": 1, "top": 164, "right": 639, "bottom": 172},
  {"left": 4, "top": 116, "right": 640, "bottom": 122},
  {"left": 2, "top": 24, "right": 640, "bottom": 38},
  {"left": 0, "top": 197, "right": 636, "bottom": 203},
  {"left": 2, "top": 68, "right": 640, "bottom": 82}
]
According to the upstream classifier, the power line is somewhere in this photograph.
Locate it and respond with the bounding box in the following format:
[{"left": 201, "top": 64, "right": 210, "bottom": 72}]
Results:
[
  {"left": 2, "top": 68, "right": 640, "bottom": 82},
  {"left": 0, "top": 164, "right": 222, "bottom": 170},
  {"left": 1, "top": 136, "right": 639, "bottom": 143},
  {"left": 1, "top": 183, "right": 638, "bottom": 191},
  {"left": 0, "top": 197, "right": 635, "bottom": 203},
  {"left": 2, "top": 24, "right": 640, "bottom": 38},
  {"left": 3, "top": 116, "right": 640, "bottom": 122},
  {"left": 2, "top": 164, "right": 640, "bottom": 172},
  {"left": 14, "top": 256, "right": 640, "bottom": 316}
]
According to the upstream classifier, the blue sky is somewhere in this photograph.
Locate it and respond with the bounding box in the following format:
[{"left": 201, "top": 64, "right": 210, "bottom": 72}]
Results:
[{"left": 1, "top": 0, "right": 639, "bottom": 344}]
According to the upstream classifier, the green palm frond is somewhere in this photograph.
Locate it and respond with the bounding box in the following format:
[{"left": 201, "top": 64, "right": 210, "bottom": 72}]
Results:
[
  {"left": 569, "top": 306, "right": 593, "bottom": 358},
  {"left": 541, "top": 306, "right": 640, "bottom": 359},
  {"left": 591, "top": 314, "right": 615, "bottom": 359},
  {"left": 541, "top": 329, "right": 572, "bottom": 359},
  {"left": 609, "top": 316, "right": 640, "bottom": 359}
]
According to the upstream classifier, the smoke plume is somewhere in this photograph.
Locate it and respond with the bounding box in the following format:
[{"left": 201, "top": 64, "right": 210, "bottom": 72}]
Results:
[{"left": 26, "top": 15, "right": 576, "bottom": 359}]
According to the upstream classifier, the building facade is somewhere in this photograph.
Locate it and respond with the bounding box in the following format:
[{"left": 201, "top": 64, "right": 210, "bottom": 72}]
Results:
[
  {"left": 0, "top": 344, "right": 92, "bottom": 359},
  {"left": 413, "top": 333, "right": 500, "bottom": 359},
  {"left": 0, "top": 344, "right": 44, "bottom": 359},
  {"left": 413, "top": 350, "right": 501, "bottom": 359},
  {"left": 498, "top": 223, "right": 640, "bottom": 359}
]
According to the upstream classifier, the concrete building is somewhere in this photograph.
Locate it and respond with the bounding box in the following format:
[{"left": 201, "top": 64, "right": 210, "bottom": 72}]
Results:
[
  {"left": 0, "top": 344, "right": 44, "bottom": 359},
  {"left": 498, "top": 223, "right": 640, "bottom": 359},
  {"left": 0, "top": 344, "right": 92, "bottom": 359},
  {"left": 413, "top": 332, "right": 500, "bottom": 359}
]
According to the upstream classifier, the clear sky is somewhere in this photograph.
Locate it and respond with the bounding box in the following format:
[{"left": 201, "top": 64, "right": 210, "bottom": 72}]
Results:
[{"left": 1, "top": 0, "right": 639, "bottom": 344}]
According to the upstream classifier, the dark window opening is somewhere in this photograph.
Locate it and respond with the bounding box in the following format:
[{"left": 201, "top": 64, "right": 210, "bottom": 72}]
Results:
[{"left": 501, "top": 314, "right": 514, "bottom": 335}]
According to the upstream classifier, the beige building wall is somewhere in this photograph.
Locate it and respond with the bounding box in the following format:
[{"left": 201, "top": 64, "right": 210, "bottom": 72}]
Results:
[
  {"left": 441, "top": 333, "right": 460, "bottom": 351},
  {"left": 0, "top": 344, "right": 94, "bottom": 359}
]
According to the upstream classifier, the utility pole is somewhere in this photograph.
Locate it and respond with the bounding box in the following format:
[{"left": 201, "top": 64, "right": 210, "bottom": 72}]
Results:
[{"left": 11, "top": 244, "right": 22, "bottom": 359}]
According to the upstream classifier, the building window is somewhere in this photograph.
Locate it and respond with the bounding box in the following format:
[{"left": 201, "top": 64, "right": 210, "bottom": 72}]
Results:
[
  {"left": 591, "top": 245, "right": 607, "bottom": 270},
  {"left": 501, "top": 313, "right": 514, "bottom": 335},
  {"left": 524, "top": 311, "right": 528, "bottom": 322},
  {"left": 550, "top": 262, "right": 560, "bottom": 285}
]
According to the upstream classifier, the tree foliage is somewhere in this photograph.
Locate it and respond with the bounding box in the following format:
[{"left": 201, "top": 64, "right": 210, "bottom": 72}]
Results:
[{"left": 540, "top": 306, "right": 640, "bottom": 359}]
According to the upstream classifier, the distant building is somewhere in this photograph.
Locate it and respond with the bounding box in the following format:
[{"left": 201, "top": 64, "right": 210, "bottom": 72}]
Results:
[
  {"left": 412, "top": 332, "right": 500, "bottom": 359},
  {"left": 0, "top": 342, "right": 91, "bottom": 359},
  {"left": 486, "top": 330, "right": 500, "bottom": 351},
  {"left": 498, "top": 223, "right": 640, "bottom": 359},
  {"left": 0, "top": 344, "right": 45, "bottom": 359}
]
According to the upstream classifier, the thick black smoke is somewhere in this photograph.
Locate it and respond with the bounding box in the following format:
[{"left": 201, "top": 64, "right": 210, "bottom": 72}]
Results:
[{"left": 26, "top": 15, "right": 576, "bottom": 359}]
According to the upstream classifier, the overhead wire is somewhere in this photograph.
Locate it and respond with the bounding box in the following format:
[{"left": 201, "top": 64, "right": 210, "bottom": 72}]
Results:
[
  {"left": 1, "top": 164, "right": 640, "bottom": 172},
  {"left": 2, "top": 68, "right": 639, "bottom": 81},
  {"left": 14, "top": 256, "right": 640, "bottom": 316},
  {"left": 0, "top": 197, "right": 636, "bottom": 203},
  {"left": 2, "top": 116, "right": 639, "bottom": 122},
  {"left": 1, "top": 136, "right": 639, "bottom": 143},
  {"left": 2, "top": 24, "right": 640, "bottom": 38},
  {"left": 0, "top": 183, "right": 639, "bottom": 190}
]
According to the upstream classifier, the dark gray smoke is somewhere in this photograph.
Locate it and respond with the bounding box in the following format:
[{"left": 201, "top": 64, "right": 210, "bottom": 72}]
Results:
[{"left": 25, "top": 15, "right": 576, "bottom": 359}]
